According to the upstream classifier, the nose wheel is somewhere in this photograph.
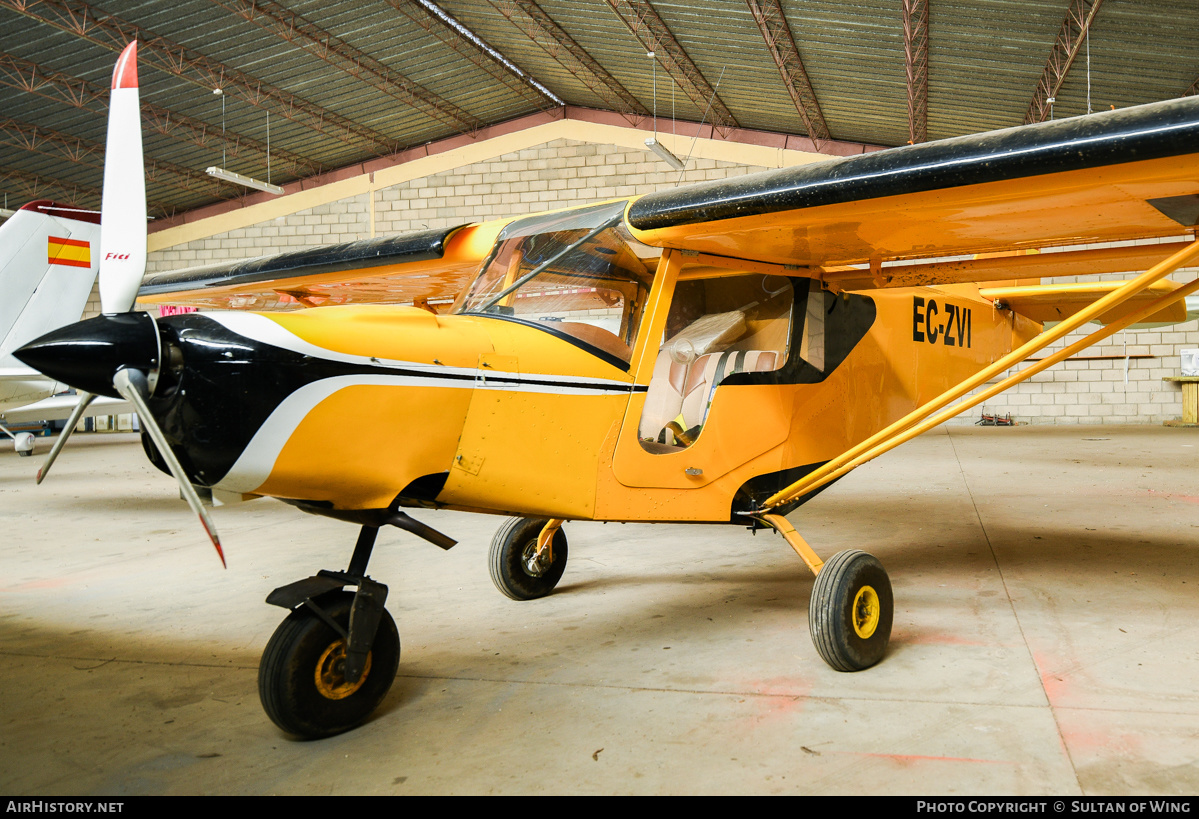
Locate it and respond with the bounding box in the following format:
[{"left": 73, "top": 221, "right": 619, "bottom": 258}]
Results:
[{"left": 258, "top": 590, "right": 400, "bottom": 739}]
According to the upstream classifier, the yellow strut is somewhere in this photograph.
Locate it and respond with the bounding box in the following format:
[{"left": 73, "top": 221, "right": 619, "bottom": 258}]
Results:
[
  {"left": 762, "top": 239, "right": 1199, "bottom": 510},
  {"left": 760, "top": 513, "right": 824, "bottom": 576},
  {"left": 535, "top": 518, "right": 565, "bottom": 559}
]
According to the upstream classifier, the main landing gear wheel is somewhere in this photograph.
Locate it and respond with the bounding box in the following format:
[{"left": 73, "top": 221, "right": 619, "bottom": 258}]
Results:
[
  {"left": 808, "top": 549, "right": 893, "bottom": 672},
  {"left": 489, "top": 517, "right": 568, "bottom": 600},
  {"left": 258, "top": 591, "right": 400, "bottom": 739}
]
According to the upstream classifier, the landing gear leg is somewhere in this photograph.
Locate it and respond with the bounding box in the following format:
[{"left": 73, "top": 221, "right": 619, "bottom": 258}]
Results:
[
  {"left": 258, "top": 525, "right": 400, "bottom": 739},
  {"left": 760, "top": 513, "right": 893, "bottom": 672}
]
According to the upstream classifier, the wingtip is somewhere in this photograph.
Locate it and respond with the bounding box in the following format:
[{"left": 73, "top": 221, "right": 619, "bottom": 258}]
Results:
[{"left": 112, "top": 41, "right": 138, "bottom": 90}]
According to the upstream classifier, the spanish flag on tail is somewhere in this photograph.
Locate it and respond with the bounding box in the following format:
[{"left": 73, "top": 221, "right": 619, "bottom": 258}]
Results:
[{"left": 47, "top": 236, "right": 92, "bottom": 269}]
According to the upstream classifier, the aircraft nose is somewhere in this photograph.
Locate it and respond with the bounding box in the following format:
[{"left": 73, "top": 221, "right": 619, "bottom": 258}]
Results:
[{"left": 13, "top": 313, "right": 160, "bottom": 399}]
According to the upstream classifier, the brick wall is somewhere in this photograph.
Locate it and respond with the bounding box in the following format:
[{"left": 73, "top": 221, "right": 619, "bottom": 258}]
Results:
[
  {"left": 139, "top": 136, "right": 1199, "bottom": 426},
  {"left": 958, "top": 239, "right": 1199, "bottom": 426}
]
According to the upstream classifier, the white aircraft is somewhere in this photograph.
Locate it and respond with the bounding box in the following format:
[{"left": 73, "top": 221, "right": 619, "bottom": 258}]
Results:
[{"left": 0, "top": 201, "right": 130, "bottom": 458}]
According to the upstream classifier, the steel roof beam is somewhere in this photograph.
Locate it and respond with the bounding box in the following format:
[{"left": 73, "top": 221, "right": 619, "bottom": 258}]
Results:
[
  {"left": 490, "top": 0, "right": 648, "bottom": 122},
  {"left": 746, "top": 0, "right": 829, "bottom": 146},
  {"left": 0, "top": 116, "right": 229, "bottom": 198},
  {"left": 387, "top": 0, "right": 560, "bottom": 111},
  {"left": 0, "top": 165, "right": 175, "bottom": 217},
  {"left": 1024, "top": 0, "right": 1104, "bottom": 124},
  {"left": 903, "top": 0, "right": 928, "bottom": 144},
  {"left": 209, "top": 0, "right": 480, "bottom": 134},
  {"left": 0, "top": 52, "right": 322, "bottom": 179},
  {"left": 0, "top": 0, "right": 398, "bottom": 153},
  {"left": 605, "top": 0, "right": 738, "bottom": 136}
]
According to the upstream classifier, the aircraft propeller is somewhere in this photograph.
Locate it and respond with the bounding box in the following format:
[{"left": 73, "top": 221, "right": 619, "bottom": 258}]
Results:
[{"left": 19, "top": 41, "right": 225, "bottom": 566}]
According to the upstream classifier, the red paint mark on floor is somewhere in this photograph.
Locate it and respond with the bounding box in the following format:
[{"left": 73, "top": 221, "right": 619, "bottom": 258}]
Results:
[
  {"left": 1034, "top": 651, "right": 1075, "bottom": 708},
  {"left": 1147, "top": 489, "right": 1199, "bottom": 504},
  {"left": 0, "top": 576, "right": 75, "bottom": 592},
  {"left": 839, "top": 751, "right": 1015, "bottom": 765}
]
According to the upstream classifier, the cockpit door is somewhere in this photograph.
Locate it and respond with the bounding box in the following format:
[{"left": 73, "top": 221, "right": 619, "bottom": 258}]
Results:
[{"left": 611, "top": 251, "right": 796, "bottom": 490}]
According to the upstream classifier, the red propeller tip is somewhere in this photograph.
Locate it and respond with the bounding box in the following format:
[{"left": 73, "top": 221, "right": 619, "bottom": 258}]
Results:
[
  {"left": 112, "top": 41, "right": 138, "bottom": 90},
  {"left": 201, "top": 515, "right": 226, "bottom": 569}
]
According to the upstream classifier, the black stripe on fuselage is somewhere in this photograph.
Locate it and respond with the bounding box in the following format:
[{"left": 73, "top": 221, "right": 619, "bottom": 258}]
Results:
[{"left": 149, "top": 314, "right": 641, "bottom": 488}]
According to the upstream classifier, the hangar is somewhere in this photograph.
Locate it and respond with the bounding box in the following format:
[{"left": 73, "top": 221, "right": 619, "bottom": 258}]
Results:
[{"left": 2, "top": 0, "right": 1199, "bottom": 796}]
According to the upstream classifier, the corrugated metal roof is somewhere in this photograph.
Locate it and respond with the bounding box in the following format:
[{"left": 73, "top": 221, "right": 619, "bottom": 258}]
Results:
[{"left": 1, "top": 0, "right": 1196, "bottom": 217}]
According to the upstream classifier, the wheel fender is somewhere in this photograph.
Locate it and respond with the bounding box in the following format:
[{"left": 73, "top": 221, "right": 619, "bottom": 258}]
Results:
[
  {"left": 265, "top": 574, "right": 348, "bottom": 610},
  {"left": 265, "top": 572, "right": 390, "bottom": 686}
]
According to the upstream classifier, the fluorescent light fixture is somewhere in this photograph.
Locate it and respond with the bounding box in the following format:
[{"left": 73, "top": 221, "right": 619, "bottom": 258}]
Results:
[
  {"left": 206, "top": 166, "right": 284, "bottom": 195},
  {"left": 645, "top": 137, "right": 685, "bottom": 170},
  {"left": 0, "top": 208, "right": 15, "bottom": 218}
]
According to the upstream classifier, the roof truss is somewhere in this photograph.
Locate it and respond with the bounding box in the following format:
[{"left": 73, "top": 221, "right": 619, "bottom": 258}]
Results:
[
  {"left": 605, "top": 0, "right": 738, "bottom": 136},
  {"left": 746, "top": 0, "right": 830, "bottom": 147},
  {"left": 490, "top": 0, "right": 648, "bottom": 122},
  {"left": 0, "top": 0, "right": 398, "bottom": 153},
  {"left": 210, "top": 0, "right": 481, "bottom": 135},
  {"left": 1024, "top": 0, "right": 1104, "bottom": 124},
  {"left": 0, "top": 51, "right": 321, "bottom": 178}
]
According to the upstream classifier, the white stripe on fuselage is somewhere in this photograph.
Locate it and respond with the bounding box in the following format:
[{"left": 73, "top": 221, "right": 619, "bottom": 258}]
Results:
[{"left": 205, "top": 313, "right": 634, "bottom": 494}]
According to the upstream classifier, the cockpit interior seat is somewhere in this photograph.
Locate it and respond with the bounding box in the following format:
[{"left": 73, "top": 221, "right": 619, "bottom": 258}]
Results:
[
  {"left": 680, "top": 349, "right": 778, "bottom": 429},
  {"left": 638, "top": 346, "right": 779, "bottom": 448}
]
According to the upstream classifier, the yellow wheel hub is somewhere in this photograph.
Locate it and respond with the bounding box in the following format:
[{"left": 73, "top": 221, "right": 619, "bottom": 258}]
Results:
[
  {"left": 852, "top": 585, "right": 881, "bottom": 639},
  {"left": 314, "top": 639, "right": 372, "bottom": 700}
]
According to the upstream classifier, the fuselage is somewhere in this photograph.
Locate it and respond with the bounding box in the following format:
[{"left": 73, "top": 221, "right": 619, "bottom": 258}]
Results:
[
  {"left": 15, "top": 202, "right": 1040, "bottom": 524},
  {"left": 125, "top": 261, "right": 1037, "bottom": 524}
]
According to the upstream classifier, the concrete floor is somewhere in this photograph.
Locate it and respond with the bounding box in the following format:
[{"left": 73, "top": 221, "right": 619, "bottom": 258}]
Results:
[{"left": 1, "top": 424, "right": 1198, "bottom": 795}]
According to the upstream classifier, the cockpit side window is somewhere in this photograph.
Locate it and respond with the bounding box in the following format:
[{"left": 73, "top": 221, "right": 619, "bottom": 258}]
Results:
[
  {"left": 454, "top": 202, "right": 661, "bottom": 367},
  {"left": 638, "top": 271, "right": 795, "bottom": 452}
]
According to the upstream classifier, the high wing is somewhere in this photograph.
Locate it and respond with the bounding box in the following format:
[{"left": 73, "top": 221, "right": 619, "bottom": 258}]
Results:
[
  {"left": 139, "top": 97, "right": 1199, "bottom": 314},
  {"left": 137, "top": 222, "right": 505, "bottom": 311},
  {"left": 625, "top": 96, "right": 1199, "bottom": 288}
]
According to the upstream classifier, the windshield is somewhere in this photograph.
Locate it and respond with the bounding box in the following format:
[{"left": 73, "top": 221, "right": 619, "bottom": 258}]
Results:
[{"left": 454, "top": 202, "right": 661, "bottom": 367}]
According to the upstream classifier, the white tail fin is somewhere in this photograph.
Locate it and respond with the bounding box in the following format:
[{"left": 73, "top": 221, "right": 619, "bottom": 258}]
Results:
[
  {"left": 0, "top": 202, "right": 102, "bottom": 369},
  {"left": 98, "top": 40, "right": 147, "bottom": 315}
]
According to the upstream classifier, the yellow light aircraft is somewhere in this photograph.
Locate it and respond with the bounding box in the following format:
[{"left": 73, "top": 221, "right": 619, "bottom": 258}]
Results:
[{"left": 17, "top": 43, "right": 1199, "bottom": 738}]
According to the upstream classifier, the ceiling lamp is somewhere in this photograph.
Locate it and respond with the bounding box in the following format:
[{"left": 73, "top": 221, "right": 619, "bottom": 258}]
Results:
[
  {"left": 206, "top": 88, "right": 283, "bottom": 195},
  {"left": 206, "top": 166, "right": 284, "bottom": 195},
  {"left": 644, "top": 137, "right": 684, "bottom": 170}
]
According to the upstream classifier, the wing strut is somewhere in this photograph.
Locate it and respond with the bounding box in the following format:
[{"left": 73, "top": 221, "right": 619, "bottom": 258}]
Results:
[{"left": 755, "top": 237, "right": 1199, "bottom": 515}]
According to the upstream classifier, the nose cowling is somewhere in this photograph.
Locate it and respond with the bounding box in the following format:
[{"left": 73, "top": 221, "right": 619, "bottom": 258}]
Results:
[{"left": 13, "top": 313, "right": 160, "bottom": 399}]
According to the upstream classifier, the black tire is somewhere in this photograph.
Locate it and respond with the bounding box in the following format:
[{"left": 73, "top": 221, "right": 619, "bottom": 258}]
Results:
[
  {"left": 489, "top": 517, "right": 568, "bottom": 600},
  {"left": 258, "top": 591, "right": 400, "bottom": 739},
  {"left": 808, "top": 549, "right": 893, "bottom": 672}
]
